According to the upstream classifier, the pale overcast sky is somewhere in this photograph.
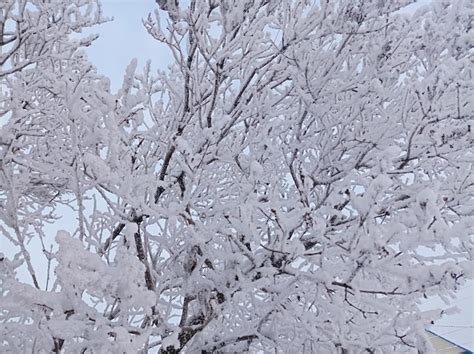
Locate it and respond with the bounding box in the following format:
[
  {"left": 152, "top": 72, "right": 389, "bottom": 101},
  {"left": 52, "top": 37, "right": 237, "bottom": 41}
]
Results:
[{"left": 84, "top": 0, "right": 172, "bottom": 90}]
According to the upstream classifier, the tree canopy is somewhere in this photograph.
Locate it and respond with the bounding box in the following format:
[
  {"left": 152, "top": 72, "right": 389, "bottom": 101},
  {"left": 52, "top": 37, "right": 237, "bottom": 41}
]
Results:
[{"left": 1, "top": 0, "right": 473, "bottom": 352}]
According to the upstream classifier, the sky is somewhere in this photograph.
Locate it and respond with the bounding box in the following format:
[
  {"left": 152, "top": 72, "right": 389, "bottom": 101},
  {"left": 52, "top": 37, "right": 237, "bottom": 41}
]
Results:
[{"left": 83, "top": 0, "right": 172, "bottom": 90}]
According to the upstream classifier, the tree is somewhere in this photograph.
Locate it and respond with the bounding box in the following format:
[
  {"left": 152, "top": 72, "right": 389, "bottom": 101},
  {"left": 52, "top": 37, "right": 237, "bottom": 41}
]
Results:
[{"left": 1, "top": 0, "right": 473, "bottom": 352}]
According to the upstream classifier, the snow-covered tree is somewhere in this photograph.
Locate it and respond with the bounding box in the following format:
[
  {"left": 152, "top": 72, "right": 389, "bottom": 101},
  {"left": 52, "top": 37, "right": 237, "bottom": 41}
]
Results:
[{"left": 1, "top": 0, "right": 473, "bottom": 352}]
